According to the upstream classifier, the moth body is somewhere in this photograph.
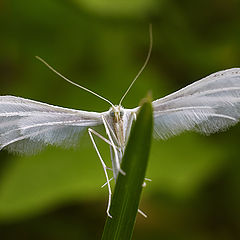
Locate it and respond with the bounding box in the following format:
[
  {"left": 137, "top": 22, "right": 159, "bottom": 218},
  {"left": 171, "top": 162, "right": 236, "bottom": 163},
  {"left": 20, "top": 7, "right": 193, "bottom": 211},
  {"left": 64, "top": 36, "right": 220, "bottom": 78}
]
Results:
[{"left": 103, "top": 105, "right": 135, "bottom": 180}]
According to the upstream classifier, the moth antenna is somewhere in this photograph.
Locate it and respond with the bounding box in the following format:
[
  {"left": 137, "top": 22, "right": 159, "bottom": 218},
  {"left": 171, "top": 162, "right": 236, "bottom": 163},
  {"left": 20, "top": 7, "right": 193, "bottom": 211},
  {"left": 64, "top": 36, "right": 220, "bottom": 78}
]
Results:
[
  {"left": 35, "top": 56, "right": 115, "bottom": 108},
  {"left": 119, "top": 24, "right": 153, "bottom": 106}
]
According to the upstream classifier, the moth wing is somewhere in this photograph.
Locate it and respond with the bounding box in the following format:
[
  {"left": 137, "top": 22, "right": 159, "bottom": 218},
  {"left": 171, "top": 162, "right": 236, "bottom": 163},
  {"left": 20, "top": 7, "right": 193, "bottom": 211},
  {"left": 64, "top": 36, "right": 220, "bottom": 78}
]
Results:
[
  {"left": 150, "top": 68, "right": 240, "bottom": 139},
  {"left": 0, "top": 96, "right": 103, "bottom": 154}
]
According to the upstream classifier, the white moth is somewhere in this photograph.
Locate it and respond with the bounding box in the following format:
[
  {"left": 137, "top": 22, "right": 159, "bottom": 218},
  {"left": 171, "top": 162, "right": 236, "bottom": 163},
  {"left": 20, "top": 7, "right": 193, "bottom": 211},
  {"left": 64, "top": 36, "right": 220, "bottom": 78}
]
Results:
[{"left": 1, "top": 29, "right": 240, "bottom": 218}]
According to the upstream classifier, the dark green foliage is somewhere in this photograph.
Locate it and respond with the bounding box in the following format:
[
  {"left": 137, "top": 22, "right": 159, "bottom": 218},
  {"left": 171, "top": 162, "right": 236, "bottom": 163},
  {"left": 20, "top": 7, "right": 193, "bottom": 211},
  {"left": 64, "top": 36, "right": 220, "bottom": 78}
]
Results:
[{"left": 0, "top": 1, "right": 240, "bottom": 239}]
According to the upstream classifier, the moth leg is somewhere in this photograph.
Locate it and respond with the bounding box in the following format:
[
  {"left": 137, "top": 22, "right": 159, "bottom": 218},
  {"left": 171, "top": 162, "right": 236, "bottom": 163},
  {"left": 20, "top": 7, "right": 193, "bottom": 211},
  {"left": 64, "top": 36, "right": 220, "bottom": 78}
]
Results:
[
  {"left": 133, "top": 112, "right": 137, "bottom": 121},
  {"left": 88, "top": 128, "right": 112, "bottom": 147},
  {"left": 138, "top": 209, "right": 147, "bottom": 218},
  {"left": 142, "top": 178, "right": 152, "bottom": 187},
  {"left": 102, "top": 116, "right": 126, "bottom": 176},
  {"left": 88, "top": 128, "right": 117, "bottom": 173},
  {"left": 101, "top": 177, "right": 114, "bottom": 188},
  {"left": 88, "top": 128, "right": 113, "bottom": 218},
  {"left": 139, "top": 178, "right": 151, "bottom": 217},
  {"left": 88, "top": 128, "right": 121, "bottom": 152}
]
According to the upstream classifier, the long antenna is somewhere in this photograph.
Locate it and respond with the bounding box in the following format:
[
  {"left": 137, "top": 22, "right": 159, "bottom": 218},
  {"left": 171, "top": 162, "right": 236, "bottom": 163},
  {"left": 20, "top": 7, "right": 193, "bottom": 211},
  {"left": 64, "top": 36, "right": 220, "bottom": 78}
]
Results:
[
  {"left": 35, "top": 56, "right": 115, "bottom": 108},
  {"left": 119, "top": 24, "right": 153, "bottom": 106}
]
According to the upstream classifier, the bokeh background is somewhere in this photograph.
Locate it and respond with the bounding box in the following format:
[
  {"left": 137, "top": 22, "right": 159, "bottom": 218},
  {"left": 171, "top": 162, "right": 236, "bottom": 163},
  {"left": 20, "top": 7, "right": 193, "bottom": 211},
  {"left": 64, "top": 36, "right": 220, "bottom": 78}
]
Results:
[{"left": 0, "top": 0, "right": 240, "bottom": 239}]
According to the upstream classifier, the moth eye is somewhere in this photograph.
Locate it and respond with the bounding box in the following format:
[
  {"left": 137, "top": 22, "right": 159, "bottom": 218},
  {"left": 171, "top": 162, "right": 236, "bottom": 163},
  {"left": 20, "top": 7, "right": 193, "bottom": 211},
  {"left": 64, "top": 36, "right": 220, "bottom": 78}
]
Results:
[
  {"left": 110, "top": 111, "right": 115, "bottom": 117},
  {"left": 120, "top": 111, "right": 124, "bottom": 117}
]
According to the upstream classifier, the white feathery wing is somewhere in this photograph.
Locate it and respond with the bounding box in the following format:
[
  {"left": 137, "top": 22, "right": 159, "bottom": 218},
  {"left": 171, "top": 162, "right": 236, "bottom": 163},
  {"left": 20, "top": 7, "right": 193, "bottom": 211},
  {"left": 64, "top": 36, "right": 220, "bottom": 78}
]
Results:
[
  {"left": 0, "top": 96, "right": 103, "bottom": 154},
  {"left": 1, "top": 68, "right": 240, "bottom": 155},
  {"left": 152, "top": 68, "right": 240, "bottom": 139}
]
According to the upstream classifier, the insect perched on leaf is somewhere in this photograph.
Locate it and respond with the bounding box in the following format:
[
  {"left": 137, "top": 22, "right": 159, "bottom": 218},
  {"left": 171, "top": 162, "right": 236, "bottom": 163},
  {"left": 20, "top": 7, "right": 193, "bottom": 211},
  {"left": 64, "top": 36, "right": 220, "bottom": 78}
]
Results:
[{"left": 1, "top": 26, "right": 240, "bottom": 218}]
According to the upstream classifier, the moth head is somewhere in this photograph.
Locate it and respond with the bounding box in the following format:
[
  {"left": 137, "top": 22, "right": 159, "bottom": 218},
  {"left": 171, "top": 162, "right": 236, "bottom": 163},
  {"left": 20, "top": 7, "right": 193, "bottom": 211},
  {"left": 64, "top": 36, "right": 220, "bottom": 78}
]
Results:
[{"left": 110, "top": 105, "right": 124, "bottom": 121}]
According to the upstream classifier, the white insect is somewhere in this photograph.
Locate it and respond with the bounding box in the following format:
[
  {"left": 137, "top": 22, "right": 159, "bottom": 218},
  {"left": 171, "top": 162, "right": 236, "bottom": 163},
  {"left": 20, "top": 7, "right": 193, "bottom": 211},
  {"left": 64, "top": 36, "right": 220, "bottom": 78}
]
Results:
[{"left": 1, "top": 28, "right": 240, "bottom": 218}]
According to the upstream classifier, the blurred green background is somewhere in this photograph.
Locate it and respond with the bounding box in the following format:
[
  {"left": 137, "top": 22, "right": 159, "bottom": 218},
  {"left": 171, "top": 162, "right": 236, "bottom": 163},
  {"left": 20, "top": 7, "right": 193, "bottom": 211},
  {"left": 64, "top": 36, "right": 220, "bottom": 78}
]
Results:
[{"left": 0, "top": 0, "right": 240, "bottom": 239}]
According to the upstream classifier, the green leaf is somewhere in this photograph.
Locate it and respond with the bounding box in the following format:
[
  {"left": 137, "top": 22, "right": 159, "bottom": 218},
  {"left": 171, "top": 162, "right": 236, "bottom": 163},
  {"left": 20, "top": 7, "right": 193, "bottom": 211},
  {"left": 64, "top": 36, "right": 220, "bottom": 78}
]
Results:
[{"left": 101, "top": 99, "right": 153, "bottom": 240}]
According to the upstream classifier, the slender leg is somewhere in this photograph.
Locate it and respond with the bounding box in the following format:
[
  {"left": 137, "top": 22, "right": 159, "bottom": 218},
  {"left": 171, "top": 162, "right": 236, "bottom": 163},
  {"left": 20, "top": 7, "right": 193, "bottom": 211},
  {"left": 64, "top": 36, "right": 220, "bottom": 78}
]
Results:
[
  {"left": 138, "top": 209, "right": 147, "bottom": 218},
  {"left": 101, "top": 117, "right": 118, "bottom": 144},
  {"left": 133, "top": 112, "right": 137, "bottom": 121},
  {"left": 88, "top": 128, "right": 115, "bottom": 148},
  {"left": 140, "top": 178, "right": 152, "bottom": 217},
  {"left": 88, "top": 129, "right": 115, "bottom": 172},
  {"left": 101, "top": 177, "right": 114, "bottom": 188},
  {"left": 144, "top": 178, "right": 152, "bottom": 182},
  {"left": 88, "top": 128, "right": 113, "bottom": 218},
  {"left": 142, "top": 178, "right": 152, "bottom": 187}
]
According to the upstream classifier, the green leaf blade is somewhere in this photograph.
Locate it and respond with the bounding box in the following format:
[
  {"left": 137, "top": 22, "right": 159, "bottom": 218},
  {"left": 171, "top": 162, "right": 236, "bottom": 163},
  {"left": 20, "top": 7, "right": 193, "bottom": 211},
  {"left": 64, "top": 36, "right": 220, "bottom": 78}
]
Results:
[{"left": 101, "top": 99, "right": 153, "bottom": 240}]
